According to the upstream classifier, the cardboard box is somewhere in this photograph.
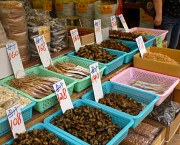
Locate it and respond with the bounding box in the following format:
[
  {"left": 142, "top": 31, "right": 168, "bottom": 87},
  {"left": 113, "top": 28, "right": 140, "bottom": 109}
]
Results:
[
  {"left": 67, "top": 26, "right": 95, "bottom": 47},
  {"left": 133, "top": 47, "right": 180, "bottom": 78}
]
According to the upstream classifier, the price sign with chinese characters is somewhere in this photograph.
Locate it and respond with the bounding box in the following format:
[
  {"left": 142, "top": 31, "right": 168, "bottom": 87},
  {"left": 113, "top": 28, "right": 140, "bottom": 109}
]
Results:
[
  {"left": 53, "top": 79, "right": 74, "bottom": 113},
  {"left": 70, "top": 29, "right": 82, "bottom": 52},
  {"left": 100, "top": 5, "right": 112, "bottom": 14},
  {"left": 119, "top": 14, "right": 130, "bottom": 32},
  {"left": 6, "top": 104, "right": 26, "bottom": 138},
  {"left": 94, "top": 19, "right": 103, "bottom": 44},
  {"left": 43, "top": 3, "right": 52, "bottom": 11},
  {"left": 111, "top": 15, "right": 118, "bottom": 30},
  {"left": 156, "top": 36, "right": 163, "bottom": 48},
  {"left": 136, "top": 36, "right": 147, "bottom": 57},
  {"left": 77, "top": 3, "right": 88, "bottom": 13},
  {"left": 6, "top": 41, "right": 25, "bottom": 79},
  {"left": 89, "top": 62, "right": 103, "bottom": 102},
  {"left": 34, "top": 35, "right": 52, "bottom": 68},
  {"left": 55, "top": 3, "right": 63, "bottom": 11}
]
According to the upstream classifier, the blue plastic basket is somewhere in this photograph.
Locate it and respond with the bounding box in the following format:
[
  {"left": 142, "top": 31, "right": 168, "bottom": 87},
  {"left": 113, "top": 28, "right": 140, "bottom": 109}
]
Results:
[
  {"left": 82, "top": 81, "right": 159, "bottom": 128},
  {"left": 0, "top": 101, "right": 36, "bottom": 137},
  {"left": 3, "top": 123, "right": 78, "bottom": 145},
  {"left": 67, "top": 48, "right": 126, "bottom": 75},
  {"left": 44, "top": 99, "right": 134, "bottom": 145}
]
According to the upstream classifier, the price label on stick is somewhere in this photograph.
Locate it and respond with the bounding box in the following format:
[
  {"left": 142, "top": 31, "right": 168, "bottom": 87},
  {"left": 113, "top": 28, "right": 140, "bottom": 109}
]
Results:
[
  {"left": 6, "top": 104, "right": 26, "bottom": 138},
  {"left": 34, "top": 35, "right": 52, "bottom": 68},
  {"left": 156, "top": 36, "right": 163, "bottom": 48},
  {"left": 119, "top": 14, "right": 130, "bottom": 32},
  {"left": 136, "top": 36, "right": 147, "bottom": 58},
  {"left": 111, "top": 15, "right": 118, "bottom": 30},
  {"left": 94, "top": 19, "right": 103, "bottom": 44},
  {"left": 6, "top": 41, "right": 25, "bottom": 79},
  {"left": 89, "top": 62, "right": 103, "bottom": 102},
  {"left": 70, "top": 29, "right": 82, "bottom": 52},
  {"left": 53, "top": 79, "right": 74, "bottom": 113}
]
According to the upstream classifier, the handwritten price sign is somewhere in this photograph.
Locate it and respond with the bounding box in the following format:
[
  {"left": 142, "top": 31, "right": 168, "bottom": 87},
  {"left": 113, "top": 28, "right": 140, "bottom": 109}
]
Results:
[
  {"left": 89, "top": 62, "right": 103, "bottom": 102},
  {"left": 119, "top": 14, "right": 130, "bottom": 32},
  {"left": 6, "top": 104, "right": 26, "bottom": 138},
  {"left": 70, "top": 29, "right": 82, "bottom": 52},
  {"left": 136, "top": 36, "right": 147, "bottom": 57},
  {"left": 6, "top": 41, "right": 25, "bottom": 79},
  {"left": 53, "top": 79, "right": 73, "bottom": 113},
  {"left": 111, "top": 16, "right": 118, "bottom": 30},
  {"left": 34, "top": 35, "right": 52, "bottom": 68},
  {"left": 94, "top": 19, "right": 103, "bottom": 44}
]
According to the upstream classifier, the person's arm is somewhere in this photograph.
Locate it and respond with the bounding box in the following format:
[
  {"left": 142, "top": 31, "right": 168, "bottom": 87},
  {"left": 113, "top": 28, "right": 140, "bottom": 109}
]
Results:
[{"left": 153, "top": 0, "right": 163, "bottom": 26}]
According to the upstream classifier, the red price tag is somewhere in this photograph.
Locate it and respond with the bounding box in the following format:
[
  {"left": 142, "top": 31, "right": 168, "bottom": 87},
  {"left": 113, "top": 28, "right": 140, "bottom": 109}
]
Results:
[
  {"left": 77, "top": 3, "right": 88, "bottom": 13},
  {"left": 100, "top": 5, "right": 112, "bottom": 14},
  {"left": 43, "top": 3, "right": 52, "bottom": 11},
  {"left": 55, "top": 3, "right": 63, "bottom": 11}
]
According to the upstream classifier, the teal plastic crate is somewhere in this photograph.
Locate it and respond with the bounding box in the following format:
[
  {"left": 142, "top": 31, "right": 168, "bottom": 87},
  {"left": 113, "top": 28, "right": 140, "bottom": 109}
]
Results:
[
  {"left": 67, "top": 48, "right": 126, "bottom": 75},
  {"left": 0, "top": 101, "right": 35, "bottom": 137},
  {"left": 44, "top": 99, "right": 134, "bottom": 145},
  {"left": 0, "top": 67, "right": 76, "bottom": 113},
  {"left": 40, "top": 56, "right": 106, "bottom": 92},
  {"left": 3, "top": 123, "right": 78, "bottom": 145},
  {"left": 82, "top": 81, "right": 159, "bottom": 128}
]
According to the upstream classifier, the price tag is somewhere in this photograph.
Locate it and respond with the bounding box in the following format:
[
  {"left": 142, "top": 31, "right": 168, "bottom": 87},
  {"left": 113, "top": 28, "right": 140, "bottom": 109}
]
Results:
[
  {"left": 6, "top": 104, "right": 26, "bottom": 138},
  {"left": 53, "top": 79, "right": 74, "bottom": 113},
  {"left": 34, "top": 35, "right": 52, "bottom": 68},
  {"left": 43, "top": 3, "right": 52, "bottom": 11},
  {"left": 6, "top": 41, "right": 25, "bottom": 79},
  {"left": 119, "top": 14, "right": 130, "bottom": 32},
  {"left": 70, "top": 29, "right": 82, "bottom": 52},
  {"left": 136, "top": 36, "right": 147, "bottom": 57},
  {"left": 156, "top": 36, "right": 163, "bottom": 48},
  {"left": 100, "top": 5, "right": 112, "bottom": 14},
  {"left": 55, "top": 3, "right": 63, "bottom": 11},
  {"left": 77, "top": 3, "right": 88, "bottom": 13},
  {"left": 94, "top": 19, "right": 103, "bottom": 44},
  {"left": 89, "top": 62, "right": 103, "bottom": 102},
  {"left": 111, "top": 15, "right": 118, "bottom": 30},
  {"left": 38, "top": 26, "right": 51, "bottom": 43}
]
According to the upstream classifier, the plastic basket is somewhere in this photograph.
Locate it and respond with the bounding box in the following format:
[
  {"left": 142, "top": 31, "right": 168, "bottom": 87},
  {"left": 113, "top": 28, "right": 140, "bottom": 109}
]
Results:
[
  {"left": 110, "top": 67, "right": 179, "bottom": 106},
  {"left": 44, "top": 99, "right": 134, "bottom": 145},
  {"left": 0, "top": 101, "right": 35, "bottom": 137},
  {"left": 82, "top": 81, "right": 159, "bottom": 128},
  {"left": 67, "top": 48, "right": 126, "bottom": 75},
  {"left": 3, "top": 123, "right": 77, "bottom": 145},
  {"left": 0, "top": 67, "right": 76, "bottom": 113},
  {"left": 130, "top": 27, "right": 168, "bottom": 40},
  {"left": 40, "top": 56, "right": 106, "bottom": 92}
]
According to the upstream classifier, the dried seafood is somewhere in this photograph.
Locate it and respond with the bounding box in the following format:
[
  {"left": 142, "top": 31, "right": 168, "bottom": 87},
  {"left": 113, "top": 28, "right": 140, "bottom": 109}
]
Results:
[{"left": 132, "top": 30, "right": 153, "bottom": 36}]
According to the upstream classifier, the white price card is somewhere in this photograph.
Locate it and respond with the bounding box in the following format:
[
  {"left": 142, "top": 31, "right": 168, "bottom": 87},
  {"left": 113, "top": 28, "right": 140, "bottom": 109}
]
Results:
[
  {"left": 136, "top": 36, "right": 147, "bottom": 57},
  {"left": 156, "top": 36, "right": 163, "bottom": 48},
  {"left": 89, "top": 62, "right": 103, "bottom": 102},
  {"left": 94, "top": 19, "right": 103, "bottom": 44},
  {"left": 6, "top": 41, "right": 25, "bottom": 79},
  {"left": 34, "top": 35, "right": 53, "bottom": 68},
  {"left": 53, "top": 79, "right": 74, "bottom": 113},
  {"left": 6, "top": 104, "right": 26, "bottom": 138},
  {"left": 111, "top": 16, "right": 118, "bottom": 30},
  {"left": 119, "top": 14, "right": 130, "bottom": 32},
  {"left": 70, "top": 29, "right": 82, "bottom": 52}
]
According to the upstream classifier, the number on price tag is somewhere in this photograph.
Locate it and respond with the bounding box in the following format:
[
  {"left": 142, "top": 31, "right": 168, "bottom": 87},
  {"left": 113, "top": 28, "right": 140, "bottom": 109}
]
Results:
[
  {"left": 77, "top": 3, "right": 88, "bottom": 13},
  {"left": 94, "top": 19, "right": 103, "bottom": 44},
  {"left": 89, "top": 62, "right": 103, "bottom": 102},
  {"left": 55, "top": 3, "right": 63, "bottom": 11},
  {"left": 53, "top": 79, "right": 74, "bottom": 113},
  {"left": 70, "top": 29, "right": 82, "bottom": 52},
  {"left": 6, "top": 41, "right": 25, "bottom": 79},
  {"left": 156, "top": 36, "right": 163, "bottom": 48},
  {"left": 34, "top": 35, "right": 52, "bottom": 68},
  {"left": 100, "top": 5, "right": 112, "bottom": 14},
  {"left": 119, "top": 14, "right": 130, "bottom": 32},
  {"left": 111, "top": 15, "right": 118, "bottom": 30},
  {"left": 38, "top": 26, "right": 51, "bottom": 43},
  {"left": 136, "top": 36, "right": 147, "bottom": 57},
  {"left": 6, "top": 104, "right": 26, "bottom": 138}
]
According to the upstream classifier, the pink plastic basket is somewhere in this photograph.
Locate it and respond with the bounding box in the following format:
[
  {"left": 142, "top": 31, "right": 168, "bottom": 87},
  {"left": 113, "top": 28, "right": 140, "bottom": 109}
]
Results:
[
  {"left": 130, "top": 27, "right": 168, "bottom": 40},
  {"left": 110, "top": 67, "right": 179, "bottom": 106}
]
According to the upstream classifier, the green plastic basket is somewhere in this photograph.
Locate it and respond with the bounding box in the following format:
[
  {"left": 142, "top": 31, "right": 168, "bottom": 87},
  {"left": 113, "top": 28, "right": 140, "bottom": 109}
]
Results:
[
  {"left": 40, "top": 56, "right": 106, "bottom": 92},
  {"left": 0, "top": 67, "right": 76, "bottom": 113}
]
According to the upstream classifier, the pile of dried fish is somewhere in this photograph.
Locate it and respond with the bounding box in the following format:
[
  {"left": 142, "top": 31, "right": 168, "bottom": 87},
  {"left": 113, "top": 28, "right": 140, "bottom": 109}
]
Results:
[
  {"left": 12, "top": 129, "right": 67, "bottom": 145},
  {"left": 10, "top": 75, "right": 61, "bottom": 99},
  {"left": 48, "top": 62, "right": 90, "bottom": 79},
  {"left": 109, "top": 30, "right": 147, "bottom": 42},
  {"left": 100, "top": 39, "right": 130, "bottom": 52},
  {"left": 52, "top": 106, "right": 120, "bottom": 145},
  {"left": 76, "top": 44, "right": 117, "bottom": 63},
  {"left": 99, "top": 93, "right": 144, "bottom": 115}
]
